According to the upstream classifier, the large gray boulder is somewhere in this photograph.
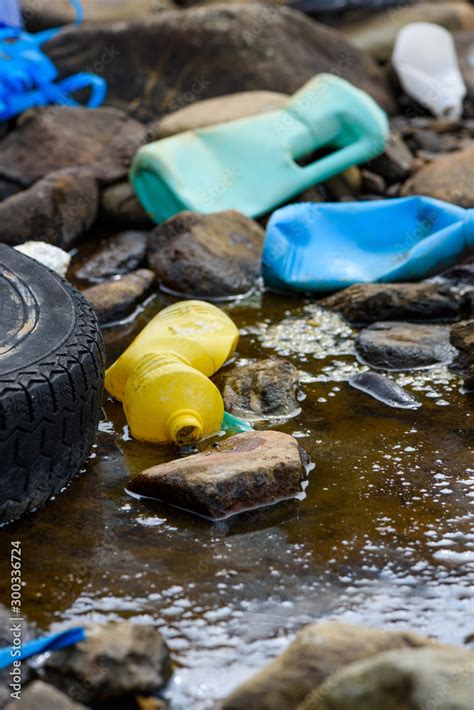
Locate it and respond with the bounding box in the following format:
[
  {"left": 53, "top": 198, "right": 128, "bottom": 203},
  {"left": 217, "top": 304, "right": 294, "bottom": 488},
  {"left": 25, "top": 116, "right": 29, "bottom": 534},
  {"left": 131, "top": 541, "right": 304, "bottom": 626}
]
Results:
[{"left": 45, "top": 3, "right": 396, "bottom": 122}]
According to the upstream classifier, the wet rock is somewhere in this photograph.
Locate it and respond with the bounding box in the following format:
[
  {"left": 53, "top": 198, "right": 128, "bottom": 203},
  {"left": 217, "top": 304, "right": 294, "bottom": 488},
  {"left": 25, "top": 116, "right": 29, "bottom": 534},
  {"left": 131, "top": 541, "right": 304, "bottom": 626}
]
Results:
[
  {"left": 356, "top": 322, "right": 456, "bottom": 370},
  {"left": 0, "top": 107, "right": 146, "bottom": 187},
  {"left": 322, "top": 282, "right": 461, "bottom": 325},
  {"left": 75, "top": 232, "right": 148, "bottom": 282},
  {"left": 83, "top": 269, "right": 155, "bottom": 325},
  {"left": 214, "top": 359, "right": 300, "bottom": 420},
  {"left": 440, "top": 259, "right": 474, "bottom": 287},
  {"left": 299, "top": 647, "right": 474, "bottom": 710},
  {"left": 151, "top": 91, "right": 288, "bottom": 139},
  {"left": 101, "top": 181, "right": 151, "bottom": 229},
  {"left": 349, "top": 372, "right": 421, "bottom": 410},
  {"left": 147, "top": 210, "right": 264, "bottom": 299},
  {"left": 366, "top": 132, "right": 414, "bottom": 184},
  {"left": 4, "top": 681, "right": 87, "bottom": 710},
  {"left": 45, "top": 4, "right": 395, "bottom": 122},
  {"left": 221, "top": 621, "right": 432, "bottom": 710},
  {"left": 0, "top": 169, "right": 98, "bottom": 248},
  {"left": 40, "top": 622, "right": 171, "bottom": 706},
  {"left": 15, "top": 242, "right": 71, "bottom": 276},
  {"left": 450, "top": 319, "right": 474, "bottom": 390},
  {"left": 23, "top": 0, "right": 174, "bottom": 30},
  {"left": 128, "top": 431, "right": 306, "bottom": 520},
  {"left": 343, "top": 2, "right": 474, "bottom": 61},
  {"left": 402, "top": 145, "right": 474, "bottom": 207}
]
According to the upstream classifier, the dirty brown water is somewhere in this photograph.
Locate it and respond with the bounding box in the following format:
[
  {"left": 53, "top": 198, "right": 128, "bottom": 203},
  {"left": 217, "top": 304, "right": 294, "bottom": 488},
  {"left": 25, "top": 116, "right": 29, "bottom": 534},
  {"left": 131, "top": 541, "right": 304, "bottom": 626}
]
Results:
[{"left": 1, "top": 285, "right": 474, "bottom": 708}]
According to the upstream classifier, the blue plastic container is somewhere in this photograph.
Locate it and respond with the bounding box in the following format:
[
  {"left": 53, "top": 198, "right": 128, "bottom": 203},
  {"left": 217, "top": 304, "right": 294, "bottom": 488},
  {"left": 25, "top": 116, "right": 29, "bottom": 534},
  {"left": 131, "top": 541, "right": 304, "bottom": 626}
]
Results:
[{"left": 262, "top": 196, "right": 474, "bottom": 293}]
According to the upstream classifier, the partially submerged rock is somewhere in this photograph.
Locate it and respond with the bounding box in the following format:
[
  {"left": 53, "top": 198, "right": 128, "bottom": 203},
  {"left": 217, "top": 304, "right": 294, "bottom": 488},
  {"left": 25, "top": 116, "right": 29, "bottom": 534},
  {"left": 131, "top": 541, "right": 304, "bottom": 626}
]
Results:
[
  {"left": 450, "top": 319, "right": 474, "bottom": 389},
  {"left": 151, "top": 91, "right": 288, "bottom": 139},
  {"left": 215, "top": 359, "right": 301, "bottom": 419},
  {"left": 322, "top": 282, "right": 461, "bottom": 325},
  {"left": 75, "top": 231, "right": 148, "bottom": 282},
  {"left": 4, "top": 681, "right": 87, "bottom": 710},
  {"left": 40, "top": 622, "right": 171, "bottom": 706},
  {"left": 0, "top": 169, "right": 98, "bottom": 248},
  {"left": 221, "top": 621, "right": 433, "bottom": 710},
  {"left": 147, "top": 210, "right": 264, "bottom": 299},
  {"left": 128, "top": 431, "right": 307, "bottom": 520},
  {"left": 349, "top": 371, "right": 421, "bottom": 409},
  {"left": 356, "top": 322, "right": 456, "bottom": 370},
  {"left": 83, "top": 269, "right": 155, "bottom": 324},
  {"left": 0, "top": 605, "right": 34, "bottom": 708},
  {"left": 45, "top": 4, "right": 395, "bottom": 122},
  {"left": 402, "top": 145, "right": 474, "bottom": 207},
  {"left": 299, "top": 647, "right": 474, "bottom": 710},
  {"left": 0, "top": 107, "right": 146, "bottom": 187}
]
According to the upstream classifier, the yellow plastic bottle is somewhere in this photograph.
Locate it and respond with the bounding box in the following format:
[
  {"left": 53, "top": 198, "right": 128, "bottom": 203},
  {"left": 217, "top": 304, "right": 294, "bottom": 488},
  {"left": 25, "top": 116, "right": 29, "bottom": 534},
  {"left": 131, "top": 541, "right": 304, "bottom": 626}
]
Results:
[{"left": 105, "top": 301, "right": 239, "bottom": 445}]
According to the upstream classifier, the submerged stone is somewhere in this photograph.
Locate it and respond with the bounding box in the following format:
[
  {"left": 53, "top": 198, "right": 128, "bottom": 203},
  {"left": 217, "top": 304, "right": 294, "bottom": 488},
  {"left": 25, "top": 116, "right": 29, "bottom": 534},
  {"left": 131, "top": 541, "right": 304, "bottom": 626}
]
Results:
[
  {"left": 4, "top": 681, "right": 87, "bottom": 710},
  {"left": 76, "top": 231, "right": 148, "bottom": 282},
  {"left": 356, "top": 322, "right": 456, "bottom": 370},
  {"left": 128, "top": 431, "right": 307, "bottom": 520},
  {"left": 82, "top": 269, "right": 155, "bottom": 325},
  {"left": 215, "top": 359, "right": 301, "bottom": 420},
  {"left": 322, "top": 282, "right": 461, "bottom": 325},
  {"left": 349, "top": 371, "right": 421, "bottom": 409},
  {"left": 450, "top": 319, "right": 474, "bottom": 390}
]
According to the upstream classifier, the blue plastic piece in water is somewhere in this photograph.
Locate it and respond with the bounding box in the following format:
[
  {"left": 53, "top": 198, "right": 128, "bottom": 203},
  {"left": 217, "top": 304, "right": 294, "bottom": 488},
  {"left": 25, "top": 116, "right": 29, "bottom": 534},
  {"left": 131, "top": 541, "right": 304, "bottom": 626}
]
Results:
[
  {"left": 262, "top": 196, "right": 474, "bottom": 293},
  {"left": 0, "top": 0, "right": 106, "bottom": 120},
  {"left": 0, "top": 0, "right": 22, "bottom": 28},
  {"left": 0, "top": 627, "right": 86, "bottom": 669}
]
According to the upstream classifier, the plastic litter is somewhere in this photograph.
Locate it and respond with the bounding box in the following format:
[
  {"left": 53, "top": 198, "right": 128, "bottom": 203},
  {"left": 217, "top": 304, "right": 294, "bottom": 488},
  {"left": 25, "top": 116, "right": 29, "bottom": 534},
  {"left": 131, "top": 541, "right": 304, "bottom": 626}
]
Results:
[
  {"left": 0, "top": 0, "right": 106, "bottom": 121},
  {"left": 14, "top": 241, "right": 71, "bottom": 276},
  {"left": 0, "top": 627, "right": 85, "bottom": 669},
  {"left": 392, "top": 23, "right": 467, "bottom": 121},
  {"left": 222, "top": 411, "right": 253, "bottom": 434},
  {"left": 349, "top": 371, "right": 421, "bottom": 409},
  {"left": 105, "top": 301, "right": 239, "bottom": 445},
  {"left": 0, "top": 0, "right": 22, "bottom": 28},
  {"left": 262, "top": 196, "right": 474, "bottom": 293},
  {"left": 131, "top": 73, "right": 388, "bottom": 223}
]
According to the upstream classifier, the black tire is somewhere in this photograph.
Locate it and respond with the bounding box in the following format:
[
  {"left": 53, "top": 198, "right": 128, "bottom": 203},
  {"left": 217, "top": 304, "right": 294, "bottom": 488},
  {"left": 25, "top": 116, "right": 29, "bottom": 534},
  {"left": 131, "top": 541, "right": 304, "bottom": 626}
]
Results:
[{"left": 0, "top": 244, "right": 105, "bottom": 525}]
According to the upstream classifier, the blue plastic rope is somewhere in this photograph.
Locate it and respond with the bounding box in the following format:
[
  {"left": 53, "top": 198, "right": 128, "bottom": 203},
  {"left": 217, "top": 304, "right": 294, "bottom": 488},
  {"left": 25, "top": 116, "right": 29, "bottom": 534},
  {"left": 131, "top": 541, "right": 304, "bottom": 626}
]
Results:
[
  {"left": 0, "top": 627, "right": 86, "bottom": 670},
  {"left": 0, "top": 0, "right": 106, "bottom": 120}
]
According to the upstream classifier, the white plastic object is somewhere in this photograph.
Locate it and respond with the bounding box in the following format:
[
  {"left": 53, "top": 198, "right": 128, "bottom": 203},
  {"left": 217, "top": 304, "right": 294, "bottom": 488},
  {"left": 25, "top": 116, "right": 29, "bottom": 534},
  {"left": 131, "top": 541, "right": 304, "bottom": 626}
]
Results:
[
  {"left": 14, "top": 241, "right": 71, "bottom": 277},
  {"left": 392, "top": 22, "right": 467, "bottom": 121}
]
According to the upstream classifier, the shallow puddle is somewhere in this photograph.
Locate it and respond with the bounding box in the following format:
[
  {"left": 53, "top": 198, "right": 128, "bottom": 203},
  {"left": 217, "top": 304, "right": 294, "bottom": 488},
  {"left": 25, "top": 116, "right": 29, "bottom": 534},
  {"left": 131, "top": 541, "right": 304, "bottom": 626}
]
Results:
[{"left": 0, "top": 290, "right": 473, "bottom": 708}]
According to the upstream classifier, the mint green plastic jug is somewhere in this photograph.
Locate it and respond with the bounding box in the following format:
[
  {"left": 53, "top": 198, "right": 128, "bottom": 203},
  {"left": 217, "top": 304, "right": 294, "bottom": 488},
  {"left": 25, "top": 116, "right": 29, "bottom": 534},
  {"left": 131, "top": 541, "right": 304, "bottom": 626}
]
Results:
[{"left": 131, "top": 74, "right": 389, "bottom": 222}]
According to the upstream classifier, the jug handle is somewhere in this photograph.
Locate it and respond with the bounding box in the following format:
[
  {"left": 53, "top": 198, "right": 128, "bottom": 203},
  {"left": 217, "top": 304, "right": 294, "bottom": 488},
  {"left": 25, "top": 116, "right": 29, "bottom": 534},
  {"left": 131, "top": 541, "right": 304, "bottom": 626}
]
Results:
[{"left": 298, "top": 136, "right": 381, "bottom": 187}]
